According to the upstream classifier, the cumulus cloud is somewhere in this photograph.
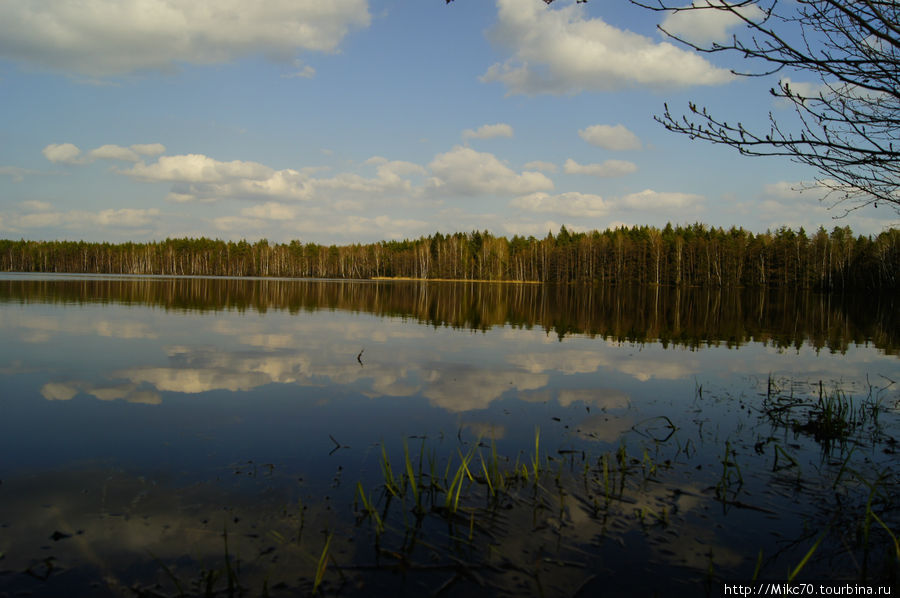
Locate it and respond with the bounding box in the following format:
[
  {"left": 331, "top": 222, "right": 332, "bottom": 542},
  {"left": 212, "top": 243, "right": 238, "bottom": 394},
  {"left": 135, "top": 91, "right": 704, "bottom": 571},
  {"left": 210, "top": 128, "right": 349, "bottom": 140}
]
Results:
[
  {"left": 42, "top": 143, "right": 83, "bottom": 164},
  {"left": 619, "top": 189, "right": 704, "bottom": 210},
  {"left": 660, "top": 1, "right": 764, "bottom": 45},
  {"left": 429, "top": 146, "right": 553, "bottom": 196},
  {"left": 511, "top": 191, "right": 608, "bottom": 218},
  {"left": 579, "top": 124, "right": 642, "bottom": 150},
  {"left": 0, "top": 0, "right": 371, "bottom": 77},
  {"left": 482, "top": 0, "right": 733, "bottom": 95},
  {"left": 563, "top": 158, "right": 637, "bottom": 178},
  {"left": 462, "top": 123, "right": 514, "bottom": 140}
]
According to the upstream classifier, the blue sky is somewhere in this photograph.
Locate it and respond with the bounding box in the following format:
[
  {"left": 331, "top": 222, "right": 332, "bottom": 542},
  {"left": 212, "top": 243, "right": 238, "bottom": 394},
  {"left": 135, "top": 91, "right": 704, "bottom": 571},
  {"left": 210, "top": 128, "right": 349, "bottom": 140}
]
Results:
[{"left": 0, "top": 0, "right": 892, "bottom": 244}]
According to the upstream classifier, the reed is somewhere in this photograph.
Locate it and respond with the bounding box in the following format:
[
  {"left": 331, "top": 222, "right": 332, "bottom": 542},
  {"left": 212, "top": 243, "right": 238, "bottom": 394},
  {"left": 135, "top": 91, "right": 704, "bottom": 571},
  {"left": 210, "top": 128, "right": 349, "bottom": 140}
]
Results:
[
  {"left": 357, "top": 481, "right": 384, "bottom": 536},
  {"left": 402, "top": 438, "right": 425, "bottom": 515},
  {"left": 532, "top": 426, "right": 542, "bottom": 480},
  {"left": 380, "top": 442, "right": 400, "bottom": 497},
  {"left": 715, "top": 441, "right": 744, "bottom": 501},
  {"left": 445, "top": 445, "right": 477, "bottom": 514},
  {"left": 312, "top": 532, "right": 333, "bottom": 595}
]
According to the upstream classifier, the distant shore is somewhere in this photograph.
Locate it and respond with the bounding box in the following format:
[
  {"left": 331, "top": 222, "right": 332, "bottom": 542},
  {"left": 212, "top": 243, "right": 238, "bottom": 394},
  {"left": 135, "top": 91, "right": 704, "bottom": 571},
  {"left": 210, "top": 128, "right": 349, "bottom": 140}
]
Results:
[{"left": 370, "top": 276, "right": 541, "bottom": 284}]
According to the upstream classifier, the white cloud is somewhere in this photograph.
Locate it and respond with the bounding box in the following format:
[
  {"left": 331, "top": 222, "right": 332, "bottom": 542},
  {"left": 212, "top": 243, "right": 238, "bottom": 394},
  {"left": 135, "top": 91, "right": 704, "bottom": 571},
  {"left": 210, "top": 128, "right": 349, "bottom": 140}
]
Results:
[
  {"left": 462, "top": 123, "right": 514, "bottom": 140},
  {"left": 241, "top": 202, "right": 297, "bottom": 220},
  {"left": 775, "top": 77, "right": 833, "bottom": 107},
  {"left": 660, "top": 1, "right": 765, "bottom": 45},
  {"left": 563, "top": 158, "right": 637, "bottom": 178},
  {"left": 9, "top": 208, "right": 160, "bottom": 230},
  {"left": 619, "top": 189, "right": 704, "bottom": 210},
  {"left": 510, "top": 350, "right": 606, "bottom": 375},
  {"left": 84, "top": 382, "right": 160, "bottom": 403},
  {"left": 130, "top": 143, "right": 166, "bottom": 156},
  {"left": 763, "top": 181, "right": 810, "bottom": 201},
  {"left": 123, "top": 154, "right": 275, "bottom": 184},
  {"left": 579, "top": 124, "right": 642, "bottom": 150},
  {"left": 751, "top": 180, "right": 847, "bottom": 229},
  {"left": 213, "top": 216, "right": 266, "bottom": 232},
  {"left": 511, "top": 188, "right": 704, "bottom": 217},
  {"left": 510, "top": 345, "right": 698, "bottom": 383},
  {"left": 422, "top": 366, "right": 548, "bottom": 412},
  {"left": 123, "top": 153, "right": 425, "bottom": 203},
  {"left": 501, "top": 219, "right": 561, "bottom": 238},
  {"left": 429, "top": 146, "right": 553, "bottom": 196},
  {"left": 482, "top": 0, "right": 733, "bottom": 95},
  {"left": 16, "top": 212, "right": 64, "bottom": 227},
  {"left": 21, "top": 200, "right": 52, "bottom": 211},
  {"left": 43, "top": 142, "right": 166, "bottom": 165},
  {"left": 0, "top": 0, "right": 371, "bottom": 77},
  {"left": 291, "top": 215, "right": 429, "bottom": 239},
  {"left": 0, "top": 166, "right": 40, "bottom": 182},
  {"left": 118, "top": 367, "right": 271, "bottom": 394},
  {"left": 89, "top": 144, "right": 141, "bottom": 162},
  {"left": 42, "top": 143, "right": 83, "bottom": 164},
  {"left": 95, "top": 208, "right": 160, "bottom": 227},
  {"left": 41, "top": 382, "right": 79, "bottom": 401},
  {"left": 557, "top": 388, "right": 630, "bottom": 409},
  {"left": 281, "top": 59, "right": 316, "bottom": 79},
  {"left": 363, "top": 158, "right": 427, "bottom": 188},
  {"left": 511, "top": 191, "right": 608, "bottom": 218},
  {"left": 523, "top": 160, "right": 558, "bottom": 173}
]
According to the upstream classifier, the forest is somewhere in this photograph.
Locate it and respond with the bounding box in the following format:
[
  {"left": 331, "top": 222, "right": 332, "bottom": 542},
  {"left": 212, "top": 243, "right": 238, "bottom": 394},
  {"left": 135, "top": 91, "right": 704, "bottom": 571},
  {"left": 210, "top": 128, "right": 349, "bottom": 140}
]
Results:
[{"left": 2, "top": 223, "right": 899, "bottom": 289}]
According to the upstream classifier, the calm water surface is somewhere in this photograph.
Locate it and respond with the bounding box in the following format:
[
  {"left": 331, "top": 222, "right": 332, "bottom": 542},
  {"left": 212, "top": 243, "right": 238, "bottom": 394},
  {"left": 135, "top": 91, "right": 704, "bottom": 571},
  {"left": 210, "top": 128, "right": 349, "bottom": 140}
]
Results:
[{"left": 0, "top": 274, "right": 898, "bottom": 596}]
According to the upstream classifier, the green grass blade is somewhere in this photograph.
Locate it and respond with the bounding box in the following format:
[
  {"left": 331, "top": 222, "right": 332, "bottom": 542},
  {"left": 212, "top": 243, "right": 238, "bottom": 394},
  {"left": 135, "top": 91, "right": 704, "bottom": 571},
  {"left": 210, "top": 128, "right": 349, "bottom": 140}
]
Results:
[{"left": 787, "top": 533, "right": 825, "bottom": 581}]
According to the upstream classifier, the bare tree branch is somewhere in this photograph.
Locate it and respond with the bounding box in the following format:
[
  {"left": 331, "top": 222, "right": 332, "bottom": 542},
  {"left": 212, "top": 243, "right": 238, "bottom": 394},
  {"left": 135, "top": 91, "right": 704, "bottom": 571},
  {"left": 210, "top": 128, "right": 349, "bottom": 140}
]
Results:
[
  {"left": 448, "top": 0, "right": 900, "bottom": 214},
  {"left": 629, "top": 0, "right": 900, "bottom": 213}
]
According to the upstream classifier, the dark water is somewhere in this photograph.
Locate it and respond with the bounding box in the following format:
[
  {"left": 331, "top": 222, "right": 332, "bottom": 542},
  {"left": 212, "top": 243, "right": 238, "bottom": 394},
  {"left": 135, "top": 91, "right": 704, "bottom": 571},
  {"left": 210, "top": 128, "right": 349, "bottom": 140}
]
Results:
[{"left": 0, "top": 274, "right": 897, "bottom": 597}]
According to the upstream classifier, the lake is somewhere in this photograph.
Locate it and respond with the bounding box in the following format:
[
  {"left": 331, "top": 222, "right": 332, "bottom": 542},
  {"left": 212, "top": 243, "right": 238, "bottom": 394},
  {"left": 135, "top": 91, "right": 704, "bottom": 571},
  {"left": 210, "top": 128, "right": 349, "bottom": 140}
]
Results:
[{"left": 0, "top": 274, "right": 898, "bottom": 597}]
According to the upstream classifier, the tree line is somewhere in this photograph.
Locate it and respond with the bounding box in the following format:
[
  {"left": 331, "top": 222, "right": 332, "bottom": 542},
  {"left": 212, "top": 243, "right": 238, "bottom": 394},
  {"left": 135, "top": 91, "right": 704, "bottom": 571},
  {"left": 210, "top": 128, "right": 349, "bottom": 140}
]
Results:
[{"left": 1, "top": 223, "right": 899, "bottom": 289}]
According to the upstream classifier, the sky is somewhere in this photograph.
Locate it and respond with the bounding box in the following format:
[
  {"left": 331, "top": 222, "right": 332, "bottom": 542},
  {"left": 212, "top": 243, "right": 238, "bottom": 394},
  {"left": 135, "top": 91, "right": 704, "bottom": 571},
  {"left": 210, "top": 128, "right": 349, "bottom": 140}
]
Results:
[{"left": 0, "top": 0, "right": 895, "bottom": 245}]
